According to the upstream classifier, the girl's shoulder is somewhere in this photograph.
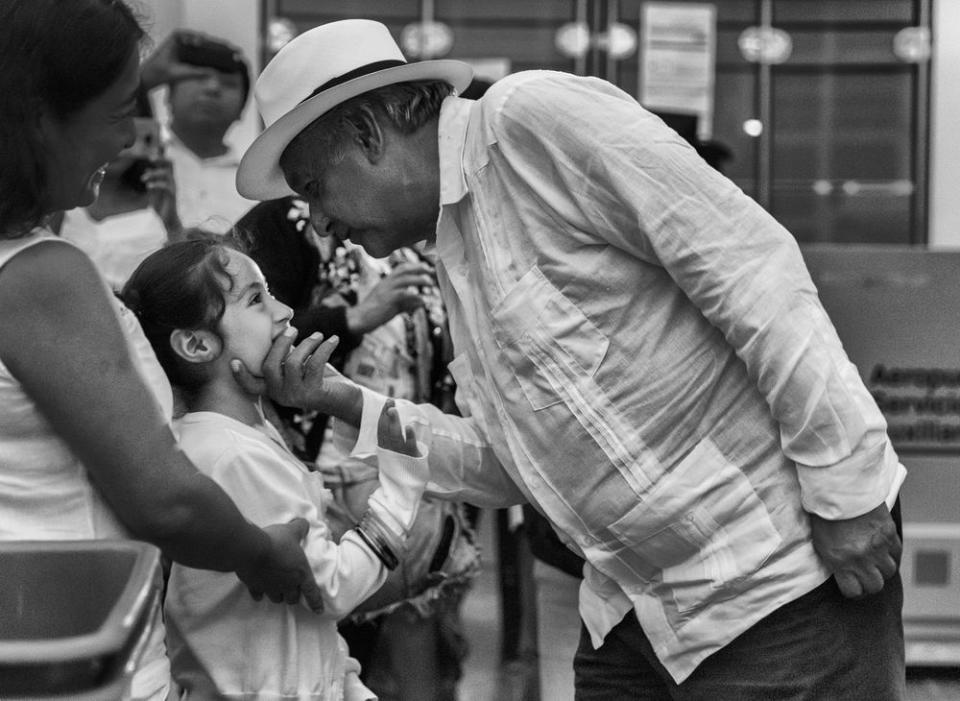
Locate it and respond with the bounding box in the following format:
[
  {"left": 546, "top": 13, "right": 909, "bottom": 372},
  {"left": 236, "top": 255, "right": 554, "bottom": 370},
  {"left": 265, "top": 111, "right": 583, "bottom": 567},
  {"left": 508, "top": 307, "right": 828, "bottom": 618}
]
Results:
[{"left": 175, "top": 412, "right": 293, "bottom": 473}]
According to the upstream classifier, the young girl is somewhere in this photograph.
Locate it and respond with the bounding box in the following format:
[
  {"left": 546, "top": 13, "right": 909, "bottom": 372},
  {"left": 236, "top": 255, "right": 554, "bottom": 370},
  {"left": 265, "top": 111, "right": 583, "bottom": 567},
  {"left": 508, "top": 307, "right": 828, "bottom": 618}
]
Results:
[{"left": 121, "top": 238, "right": 429, "bottom": 700}]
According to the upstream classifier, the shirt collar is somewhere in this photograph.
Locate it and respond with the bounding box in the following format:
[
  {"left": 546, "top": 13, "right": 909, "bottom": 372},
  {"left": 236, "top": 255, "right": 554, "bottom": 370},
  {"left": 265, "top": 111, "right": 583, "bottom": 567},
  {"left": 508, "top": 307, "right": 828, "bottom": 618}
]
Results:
[
  {"left": 167, "top": 132, "right": 241, "bottom": 166},
  {"left": 437, "top": 96, "right": 472, "bottom": 206}
]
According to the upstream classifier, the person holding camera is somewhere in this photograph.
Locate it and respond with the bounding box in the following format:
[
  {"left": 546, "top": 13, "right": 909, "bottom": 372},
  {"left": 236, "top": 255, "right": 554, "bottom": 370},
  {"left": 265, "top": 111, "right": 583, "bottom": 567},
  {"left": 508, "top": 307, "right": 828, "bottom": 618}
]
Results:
[
  {"left": 56, "top": 116, "right": 181, "bottom": 291},
  {"left": 141, "top": 30, "right": 255, "bottom": 234}
]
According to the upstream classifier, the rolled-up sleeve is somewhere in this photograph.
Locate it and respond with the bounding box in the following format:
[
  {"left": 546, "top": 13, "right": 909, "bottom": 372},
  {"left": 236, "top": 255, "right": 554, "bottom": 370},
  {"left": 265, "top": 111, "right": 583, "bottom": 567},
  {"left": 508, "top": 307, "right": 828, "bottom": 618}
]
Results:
[{"left": 347, "top": 386, "right": 526, "bottom": 508}]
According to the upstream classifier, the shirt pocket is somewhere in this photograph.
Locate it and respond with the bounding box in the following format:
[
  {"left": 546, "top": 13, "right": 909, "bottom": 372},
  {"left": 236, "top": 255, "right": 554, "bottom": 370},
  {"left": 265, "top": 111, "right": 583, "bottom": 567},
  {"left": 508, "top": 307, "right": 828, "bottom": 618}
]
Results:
[
  {"left": 491, "top": 266, "right": 609, "bottom": 411},
  {"left": 606, "top": 437, "right": 782, "bottom": 614}
]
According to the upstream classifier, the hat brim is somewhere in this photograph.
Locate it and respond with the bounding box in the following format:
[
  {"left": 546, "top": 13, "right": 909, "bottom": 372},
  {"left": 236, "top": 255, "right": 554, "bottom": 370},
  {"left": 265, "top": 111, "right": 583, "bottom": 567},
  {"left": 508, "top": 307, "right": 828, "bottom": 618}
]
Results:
[{"left": 236, "top": 60, "right": 474, "bottom": 201}]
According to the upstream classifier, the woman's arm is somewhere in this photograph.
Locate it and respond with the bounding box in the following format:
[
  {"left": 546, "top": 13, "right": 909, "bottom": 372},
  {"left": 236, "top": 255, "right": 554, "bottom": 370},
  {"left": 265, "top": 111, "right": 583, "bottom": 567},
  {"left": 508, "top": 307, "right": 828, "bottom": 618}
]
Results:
[
  {"left": 205, "top": 441, "right": 391, "bottom": 619},
  {"left": 0, "top": 240, "right": 322, "bottom": 607}
]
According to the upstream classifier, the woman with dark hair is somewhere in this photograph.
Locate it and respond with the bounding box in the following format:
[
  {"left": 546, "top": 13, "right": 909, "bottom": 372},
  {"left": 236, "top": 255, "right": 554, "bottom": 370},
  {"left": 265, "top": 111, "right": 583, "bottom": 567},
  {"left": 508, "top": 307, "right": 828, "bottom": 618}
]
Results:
[{"left": 0, "top": 2, "right": 324, "bottom": 698}]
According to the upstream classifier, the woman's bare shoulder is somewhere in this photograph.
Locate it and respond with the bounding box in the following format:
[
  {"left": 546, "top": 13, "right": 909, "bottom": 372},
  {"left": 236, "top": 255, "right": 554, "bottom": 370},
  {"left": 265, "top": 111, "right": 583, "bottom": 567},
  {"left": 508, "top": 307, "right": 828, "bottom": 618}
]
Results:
[{"left": 0, "top": 237, "right": 105, "bottom": 302}]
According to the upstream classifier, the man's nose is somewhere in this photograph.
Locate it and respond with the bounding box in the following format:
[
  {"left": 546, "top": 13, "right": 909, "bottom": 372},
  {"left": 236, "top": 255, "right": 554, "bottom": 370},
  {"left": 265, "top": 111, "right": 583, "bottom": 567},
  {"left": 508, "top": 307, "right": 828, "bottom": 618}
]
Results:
[{"left": 310, "top": 210, "right": 336, "bottom": 237}]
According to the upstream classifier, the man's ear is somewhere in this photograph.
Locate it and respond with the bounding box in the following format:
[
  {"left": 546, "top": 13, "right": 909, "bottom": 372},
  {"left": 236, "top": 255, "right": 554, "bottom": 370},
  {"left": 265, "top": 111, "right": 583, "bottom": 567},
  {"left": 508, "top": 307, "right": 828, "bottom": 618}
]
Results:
[
  {"left": 169, "top": 329, "right": 222, "bottom": 364},
  {"left": 348, "top": 105, "right": 385, "bottom": 161}
]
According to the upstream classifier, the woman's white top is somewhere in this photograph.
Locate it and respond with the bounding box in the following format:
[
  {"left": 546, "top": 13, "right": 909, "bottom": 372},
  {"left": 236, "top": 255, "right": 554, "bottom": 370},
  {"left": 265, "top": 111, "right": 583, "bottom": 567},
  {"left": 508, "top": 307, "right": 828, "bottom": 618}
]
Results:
[{"left": 0, "top": 230, "right": 174, "bottom": 699}]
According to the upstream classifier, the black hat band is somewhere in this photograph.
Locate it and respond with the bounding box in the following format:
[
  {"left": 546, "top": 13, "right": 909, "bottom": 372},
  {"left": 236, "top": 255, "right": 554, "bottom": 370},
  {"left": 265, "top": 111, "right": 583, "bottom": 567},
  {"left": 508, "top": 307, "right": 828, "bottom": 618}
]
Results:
[{"left": 300, "top": 59, "right": 406, "bottom": 104}]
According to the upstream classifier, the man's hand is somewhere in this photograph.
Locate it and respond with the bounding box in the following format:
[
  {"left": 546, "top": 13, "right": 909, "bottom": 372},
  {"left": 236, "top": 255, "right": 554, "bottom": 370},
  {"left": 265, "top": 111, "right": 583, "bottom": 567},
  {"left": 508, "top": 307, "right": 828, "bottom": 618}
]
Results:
[
  {"left": 810, "top": 502, "right": 902, "bottom": 598},
  {"left": 235, "top": 518, "right": 325, "bottom": 612},
  {"left": 231, "top": 329, "right": 362, "bottom": 424}
]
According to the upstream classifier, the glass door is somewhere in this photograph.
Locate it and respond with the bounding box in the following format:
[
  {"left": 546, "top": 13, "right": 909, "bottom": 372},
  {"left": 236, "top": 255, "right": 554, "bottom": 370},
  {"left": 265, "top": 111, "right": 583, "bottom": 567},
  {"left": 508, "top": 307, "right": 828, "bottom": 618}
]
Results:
[
  {"left": 262, "top": 0, "right": 932, "bottom": 244},
  {"left": 645, "top": 0, "right": 931, "bottom": 244},
  {"left": 765, "top": 0, "right": 930, "bottom": 244}
]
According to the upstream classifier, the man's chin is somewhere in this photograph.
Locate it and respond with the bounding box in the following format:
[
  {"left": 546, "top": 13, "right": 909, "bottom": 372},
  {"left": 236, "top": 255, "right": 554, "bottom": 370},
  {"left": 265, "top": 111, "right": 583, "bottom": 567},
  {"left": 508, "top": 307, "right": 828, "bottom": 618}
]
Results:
[{"left": 352, "top": 237, "right": 390, "bottom": 259}]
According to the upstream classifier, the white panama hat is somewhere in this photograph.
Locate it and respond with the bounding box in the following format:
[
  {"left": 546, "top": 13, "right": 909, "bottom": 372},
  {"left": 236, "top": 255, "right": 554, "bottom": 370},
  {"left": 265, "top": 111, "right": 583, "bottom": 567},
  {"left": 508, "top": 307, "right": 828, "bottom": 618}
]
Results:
[{"left": 236, "top": 19, "right": 473, "bottom": 200}]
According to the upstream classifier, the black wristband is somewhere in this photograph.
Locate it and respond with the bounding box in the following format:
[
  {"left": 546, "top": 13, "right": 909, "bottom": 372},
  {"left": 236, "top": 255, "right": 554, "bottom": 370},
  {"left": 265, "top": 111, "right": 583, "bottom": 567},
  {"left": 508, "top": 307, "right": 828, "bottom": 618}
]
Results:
[{"left": 355, "top": 524, "right": 399, "bottom": 571}]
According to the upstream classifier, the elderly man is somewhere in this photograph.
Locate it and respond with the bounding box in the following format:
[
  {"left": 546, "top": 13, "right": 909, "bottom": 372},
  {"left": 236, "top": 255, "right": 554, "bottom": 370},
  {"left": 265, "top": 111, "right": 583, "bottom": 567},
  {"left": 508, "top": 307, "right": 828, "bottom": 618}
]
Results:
[{"left": 234, "top": 19, "right": 906, "bottom": 700}]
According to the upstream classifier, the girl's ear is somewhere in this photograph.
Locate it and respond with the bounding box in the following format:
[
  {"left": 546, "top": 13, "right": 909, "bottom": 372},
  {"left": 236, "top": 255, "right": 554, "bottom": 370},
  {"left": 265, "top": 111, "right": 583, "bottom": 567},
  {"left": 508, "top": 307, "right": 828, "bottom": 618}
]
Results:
[{"left": 169, "top": 329, "right": 222, "bottom": 364}]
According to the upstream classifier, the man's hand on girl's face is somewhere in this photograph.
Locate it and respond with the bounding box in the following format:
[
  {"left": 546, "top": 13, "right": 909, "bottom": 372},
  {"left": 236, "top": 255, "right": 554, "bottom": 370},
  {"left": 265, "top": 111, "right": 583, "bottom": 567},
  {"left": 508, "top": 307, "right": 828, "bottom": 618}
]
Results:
[{"left": 231, "top": 331, "right": 360, "bottom": 419}]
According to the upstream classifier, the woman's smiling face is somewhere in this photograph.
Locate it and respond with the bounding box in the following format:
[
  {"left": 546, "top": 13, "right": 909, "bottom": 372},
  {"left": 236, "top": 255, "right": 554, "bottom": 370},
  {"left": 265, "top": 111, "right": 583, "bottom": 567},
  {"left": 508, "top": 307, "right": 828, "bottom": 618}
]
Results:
[{"left": 39, "top": 48, "right": 142, "bottom": 213}]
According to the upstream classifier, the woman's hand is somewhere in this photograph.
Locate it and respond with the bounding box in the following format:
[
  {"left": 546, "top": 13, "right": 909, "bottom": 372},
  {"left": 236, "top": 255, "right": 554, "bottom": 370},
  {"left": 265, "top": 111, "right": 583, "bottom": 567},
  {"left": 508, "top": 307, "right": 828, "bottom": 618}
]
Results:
[{"left": 236, "top": 518, "right": 325, "bottom": 611}]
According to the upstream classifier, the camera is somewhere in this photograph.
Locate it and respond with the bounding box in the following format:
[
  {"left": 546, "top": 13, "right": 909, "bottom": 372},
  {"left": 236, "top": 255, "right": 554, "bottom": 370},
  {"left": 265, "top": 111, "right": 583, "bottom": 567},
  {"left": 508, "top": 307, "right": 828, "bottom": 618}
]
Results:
[
  {"left": 118, "top": 118, "right": 162, "bottom": 193},
  {"left": 176, "top": 33, "right": 245, "bottom": 74}
]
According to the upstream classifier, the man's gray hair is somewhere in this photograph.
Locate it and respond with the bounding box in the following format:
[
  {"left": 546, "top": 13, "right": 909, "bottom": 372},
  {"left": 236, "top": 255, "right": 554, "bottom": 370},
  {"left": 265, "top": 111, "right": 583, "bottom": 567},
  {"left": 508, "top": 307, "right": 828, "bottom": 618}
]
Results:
[{"left": 285, "top": 79, "right": 455, "bottom": 166}]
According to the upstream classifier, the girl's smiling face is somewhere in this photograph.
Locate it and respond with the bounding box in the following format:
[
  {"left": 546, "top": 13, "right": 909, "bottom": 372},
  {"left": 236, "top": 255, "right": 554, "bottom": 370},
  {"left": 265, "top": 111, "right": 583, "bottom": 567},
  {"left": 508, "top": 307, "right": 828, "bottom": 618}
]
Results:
[{"left": 216, "top": 248, "right": 293, "bottom": 377}]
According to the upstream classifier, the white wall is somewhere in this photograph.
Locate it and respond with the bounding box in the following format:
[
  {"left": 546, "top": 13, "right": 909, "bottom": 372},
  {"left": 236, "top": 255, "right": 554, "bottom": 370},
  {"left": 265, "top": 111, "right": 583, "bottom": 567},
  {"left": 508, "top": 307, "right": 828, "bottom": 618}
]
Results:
[
  {"left": 137, "top": 0, "right": 261, "bottom": 153},
  {"left": 929, "top": 0, "right": 960, "bottom": 248}
]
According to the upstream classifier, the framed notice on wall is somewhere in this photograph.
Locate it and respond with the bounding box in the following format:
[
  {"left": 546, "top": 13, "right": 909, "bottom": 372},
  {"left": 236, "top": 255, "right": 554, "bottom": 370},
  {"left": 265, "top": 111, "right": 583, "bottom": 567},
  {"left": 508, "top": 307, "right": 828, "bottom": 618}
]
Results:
[{"left": 638, "top": 2, "right": 717, "bottom": 140}]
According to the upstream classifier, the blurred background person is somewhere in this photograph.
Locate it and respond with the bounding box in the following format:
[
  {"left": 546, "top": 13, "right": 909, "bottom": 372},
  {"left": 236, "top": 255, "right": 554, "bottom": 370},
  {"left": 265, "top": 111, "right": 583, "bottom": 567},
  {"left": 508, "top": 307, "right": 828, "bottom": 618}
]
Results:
[
  {"left": 56, "top": 115, "right": 182, "bottom": 291},
  {"left": 141, "top": 30, "right": 254, "bottom": 233}
]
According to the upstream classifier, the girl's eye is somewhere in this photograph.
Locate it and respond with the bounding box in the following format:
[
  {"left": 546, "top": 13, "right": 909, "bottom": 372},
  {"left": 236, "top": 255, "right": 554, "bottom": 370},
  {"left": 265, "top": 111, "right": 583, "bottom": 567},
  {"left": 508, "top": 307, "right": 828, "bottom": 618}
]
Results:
[{"left": 249, "top": 292, "right": 262, "bottom": 305}]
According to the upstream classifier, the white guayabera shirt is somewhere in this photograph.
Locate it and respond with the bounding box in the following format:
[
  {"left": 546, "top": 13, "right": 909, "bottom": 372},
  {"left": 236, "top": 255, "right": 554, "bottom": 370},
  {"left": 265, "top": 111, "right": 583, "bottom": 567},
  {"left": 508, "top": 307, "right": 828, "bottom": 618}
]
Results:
[{"left": 350, "top": 71, "right": 904, "bottom": 683}]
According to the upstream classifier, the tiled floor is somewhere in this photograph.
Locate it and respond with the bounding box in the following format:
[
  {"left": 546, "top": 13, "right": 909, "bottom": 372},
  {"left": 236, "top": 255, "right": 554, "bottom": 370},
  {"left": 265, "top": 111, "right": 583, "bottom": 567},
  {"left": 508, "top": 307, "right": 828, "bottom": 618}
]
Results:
[{"left": 455, "top": 510, "right": 960, "bottom": 701}]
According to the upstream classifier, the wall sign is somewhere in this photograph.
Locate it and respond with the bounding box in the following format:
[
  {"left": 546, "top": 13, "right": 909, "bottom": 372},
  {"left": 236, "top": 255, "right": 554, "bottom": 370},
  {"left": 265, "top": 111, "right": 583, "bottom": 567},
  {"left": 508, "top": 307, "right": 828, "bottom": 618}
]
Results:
[
  {"left": 638, "top": 2, "right": 717, "bottom": 140},
  {"left": 869, "top": 365, "right": 960, "bottom": 449}
]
